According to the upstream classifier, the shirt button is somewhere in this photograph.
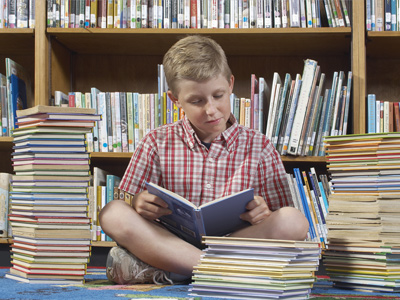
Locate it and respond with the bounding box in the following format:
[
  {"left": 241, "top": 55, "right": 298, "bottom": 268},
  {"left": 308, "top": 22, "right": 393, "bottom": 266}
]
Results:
[
  {"left": 208, "top": 157, "right": 214, "bottom": 163},
  {"left": 206, "top": 183, "right": 212, "bottom": 189}
]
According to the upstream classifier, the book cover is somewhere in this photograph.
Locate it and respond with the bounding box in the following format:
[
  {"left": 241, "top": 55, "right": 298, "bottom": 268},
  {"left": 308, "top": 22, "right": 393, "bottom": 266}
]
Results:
[
  {"left": 265, "top": 72, "right": 281, "bottom": 139},
  {"left": 287, "top": 59, "right": 317, "bottom": 155},
  {"left": 7, "top": 65, "right": 30, "bottom": 131},
  {"left": 146, "top": 182, "right": 254, "bottom": 248},
  {"left": 0, "top": 173, "right": 11, "bottom": 237}
]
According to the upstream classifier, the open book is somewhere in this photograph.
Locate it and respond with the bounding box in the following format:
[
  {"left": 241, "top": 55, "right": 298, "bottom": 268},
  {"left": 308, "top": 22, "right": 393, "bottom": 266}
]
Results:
[{"left": 146, "top": 182, "right": 254, "bottom": 248}]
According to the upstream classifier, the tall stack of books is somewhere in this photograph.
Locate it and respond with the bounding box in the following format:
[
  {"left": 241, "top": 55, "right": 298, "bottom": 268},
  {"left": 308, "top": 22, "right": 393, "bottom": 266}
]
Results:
[
  {"left": 190, "top": 236, "right": 321, "bottom": 299},
  {"left": 5, "top": 105, "right": 100, "bottom": 284},
  {"left": 323, "top": 132, "right": 400, "bottom": 292}
]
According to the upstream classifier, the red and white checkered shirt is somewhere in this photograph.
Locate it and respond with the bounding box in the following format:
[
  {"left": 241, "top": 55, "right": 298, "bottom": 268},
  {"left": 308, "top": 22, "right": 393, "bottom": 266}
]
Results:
[{"left": 119, "top": 114, "right": 293, "bottom": 211}]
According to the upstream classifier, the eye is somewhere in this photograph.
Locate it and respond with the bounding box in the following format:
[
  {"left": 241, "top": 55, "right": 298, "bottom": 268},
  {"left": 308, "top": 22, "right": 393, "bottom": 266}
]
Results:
[
  {"left": 214, "top": 94, "right": 223, "bottom": 99},
  {"left": 190, "top": 99, "right": 202, "bottom": 104}
]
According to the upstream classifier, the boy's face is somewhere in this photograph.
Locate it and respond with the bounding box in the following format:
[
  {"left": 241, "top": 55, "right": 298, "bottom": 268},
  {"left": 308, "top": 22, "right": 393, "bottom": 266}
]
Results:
[{"left": 169, "top": 74, "right": 234, "bottom": 143}]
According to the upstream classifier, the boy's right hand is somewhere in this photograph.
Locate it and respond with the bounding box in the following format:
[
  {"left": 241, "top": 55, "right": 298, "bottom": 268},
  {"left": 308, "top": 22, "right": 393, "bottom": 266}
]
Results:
[{"left": 131, "top": 190, "right": 172, "bottom": 221}]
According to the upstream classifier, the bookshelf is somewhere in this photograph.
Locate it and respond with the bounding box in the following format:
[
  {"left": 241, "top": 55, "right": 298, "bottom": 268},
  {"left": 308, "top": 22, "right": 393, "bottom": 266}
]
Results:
[{"left": 0, "top": 1, "right": 369, "bottom": 246}]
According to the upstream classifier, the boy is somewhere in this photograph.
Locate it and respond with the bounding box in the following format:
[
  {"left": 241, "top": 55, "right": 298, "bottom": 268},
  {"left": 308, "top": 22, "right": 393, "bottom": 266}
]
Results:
[{"left": 99, "top": 35, "right": 309, "bottom": 285}]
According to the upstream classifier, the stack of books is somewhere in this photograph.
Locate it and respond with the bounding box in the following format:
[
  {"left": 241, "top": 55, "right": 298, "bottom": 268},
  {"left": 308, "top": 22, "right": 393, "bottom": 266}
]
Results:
[
  {"left": 190, "top": 236, "right": 321, "bottom": 299},
  {"left": 5, "top": 105, "right": 100, "bottom": 284},
  {"left": 323, "top": 132, "right": 400, "bottom": 292}
]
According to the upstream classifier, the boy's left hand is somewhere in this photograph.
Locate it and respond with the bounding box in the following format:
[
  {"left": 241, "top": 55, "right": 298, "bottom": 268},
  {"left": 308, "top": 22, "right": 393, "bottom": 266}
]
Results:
[{"left": 240, "top": 196, "right": 272, "bottom": 225}]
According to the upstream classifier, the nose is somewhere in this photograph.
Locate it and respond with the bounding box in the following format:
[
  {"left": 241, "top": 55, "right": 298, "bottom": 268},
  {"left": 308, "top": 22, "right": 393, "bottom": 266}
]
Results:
[{"left": 205, "top": 99, "right": 217, "bottom": 115}]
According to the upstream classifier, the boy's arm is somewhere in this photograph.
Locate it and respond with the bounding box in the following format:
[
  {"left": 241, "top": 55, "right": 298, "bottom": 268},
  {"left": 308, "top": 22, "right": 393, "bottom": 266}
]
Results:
[
  {"left": 119, "top": 133, "right": 162, "bottom": 195},
  {"left": 257, "top": 143, "right": 294, "bottom": 211}
]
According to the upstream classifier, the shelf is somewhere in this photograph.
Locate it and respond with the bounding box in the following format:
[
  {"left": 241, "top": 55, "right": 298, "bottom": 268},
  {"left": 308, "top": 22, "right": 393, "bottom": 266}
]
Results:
[
  {"left": 47, "top": 28, "right": 352, "bottom": 56},
  {"left": 92, "top": 241, "right": 117, "bottom": 247},
  {"left": 281, "top": 156, "right": 326, "bottom": 163},
  {"left": 0, "top": 29, "right": 35, "bottom": 55},
  {"left": 0, "top": 238, "right": 12, "bottom": 244},
  {"left": 366, "top": 31, "right": 400, "bottom": 58},
  {"left": 0, "top": 137, "right": 13, "bottom": 151}
]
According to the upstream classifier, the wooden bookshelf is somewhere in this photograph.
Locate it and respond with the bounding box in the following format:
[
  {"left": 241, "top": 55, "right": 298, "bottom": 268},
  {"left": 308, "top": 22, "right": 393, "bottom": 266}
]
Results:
[{"left": 0, "top": 1, "right": 371, "bottom": 246}]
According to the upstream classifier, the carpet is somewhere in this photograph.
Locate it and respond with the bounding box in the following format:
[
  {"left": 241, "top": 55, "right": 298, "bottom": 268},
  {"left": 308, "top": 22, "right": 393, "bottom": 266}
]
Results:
[{"left": 1, "top": 267, "right": 400, "bottom": 300}]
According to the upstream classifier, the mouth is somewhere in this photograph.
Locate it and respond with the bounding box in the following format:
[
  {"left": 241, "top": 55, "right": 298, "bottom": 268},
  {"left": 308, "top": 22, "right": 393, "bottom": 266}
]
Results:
[{"left": 206, "top": 118, "right": 222, "bottom": 124}]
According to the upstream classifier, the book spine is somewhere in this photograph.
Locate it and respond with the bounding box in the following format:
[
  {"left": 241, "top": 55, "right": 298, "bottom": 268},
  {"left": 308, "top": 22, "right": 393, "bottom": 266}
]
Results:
[
  {"left": 282, "top": 75, "right": 302, "bottom": 155},
  {"left": 90, "top": 0, "right": 98, "bottom": 27},
  {"left": 126, "top": 92, "right": 135, "bottom": 152},
  {"left": 293, "top": 168, "right": 317, "bottom": 242},
  {"left": 297, "top": 65, "right": 320, "bottom": 156},
  {"left": 287, "top": 59, "right": 317, "bottom": 155},
  {"left": 367, "top": 94, "right": 376, "bottom": 133},
  {"left": 342, "top": 71, "right": 352, "bottom": 135},
  {"left": 119, "top": 92, "right": 129, "bottom": 152}
]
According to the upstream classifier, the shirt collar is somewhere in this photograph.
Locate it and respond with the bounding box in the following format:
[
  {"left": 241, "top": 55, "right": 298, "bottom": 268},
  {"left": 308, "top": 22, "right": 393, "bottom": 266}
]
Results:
[{"left": 182, "top": 114, "right": 240, "bottom": 151}]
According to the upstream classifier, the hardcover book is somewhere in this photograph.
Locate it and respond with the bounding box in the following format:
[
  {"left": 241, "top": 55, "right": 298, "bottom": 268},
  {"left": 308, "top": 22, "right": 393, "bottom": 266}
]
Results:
[{"left": 146, "top": 182, "right": 254, "bottom": 248}]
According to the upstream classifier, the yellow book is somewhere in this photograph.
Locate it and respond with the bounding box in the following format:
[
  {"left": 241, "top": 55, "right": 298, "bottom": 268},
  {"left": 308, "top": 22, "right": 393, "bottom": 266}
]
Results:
[{"left": 107, "top": 0, "right": 114, "bottom": 28}]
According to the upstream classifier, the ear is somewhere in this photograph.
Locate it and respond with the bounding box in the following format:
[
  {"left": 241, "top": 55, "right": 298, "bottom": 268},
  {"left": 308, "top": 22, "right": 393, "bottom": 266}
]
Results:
[
  {"left": 229, "top": 75, "right": 235, "bottom": 93},
  {"left": 168, "top": 90, "right": 182, "bottom": 108}
]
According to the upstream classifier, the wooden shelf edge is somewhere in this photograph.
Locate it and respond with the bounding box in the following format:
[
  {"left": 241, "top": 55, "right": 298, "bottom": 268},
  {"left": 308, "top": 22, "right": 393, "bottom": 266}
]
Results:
[
  {"left": 281, "top": 156, "right": 326, "bottom": 163},
  {"left": 90, "top": 152, "right": 133, "bottom": 159},
  {"left": 0, "top": 238, "right": 12, "bottom": 244},
  {"left": 92, "top": 241, "right": 117, "bottom": 247},
  {"left": 0, "top": 137, "right": 13, "bottom": 142},
  {"left": 48, "top": 27, "right": 351, "bottom": 35},
  {"left": 0, "top": 28, "right": 34, "bottom": 34}
]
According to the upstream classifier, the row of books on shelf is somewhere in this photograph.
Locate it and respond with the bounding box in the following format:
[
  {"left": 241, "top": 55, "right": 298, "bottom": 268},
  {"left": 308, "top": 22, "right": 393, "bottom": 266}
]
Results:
[
  {"left": 262, "top": 60, "right": 352, "bottom": 157},
  {"left": 0, "top": 58, "right": 32, "bottom": 137},
  {"left": 0, "top": 0, "right": 35, "bottom": 28},
  {"left": 366, "top": 0, "right": 400, "bottom": 31},
  {"left": 46, "top": 0, "right": 351, "bottom": 29},
  {"left": 50, "top": 59, "right": 352, "bottom": 157},
  {"left": 367, "top": 94, "right": 400, "bottom": 134}
]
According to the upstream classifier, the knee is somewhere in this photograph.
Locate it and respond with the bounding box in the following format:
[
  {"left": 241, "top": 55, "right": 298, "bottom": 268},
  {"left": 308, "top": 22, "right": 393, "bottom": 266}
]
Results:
[
  {"left": 99, "top": 200, "right": 130, "bottom": 231},
  {"left": 276, "top": 207, "right": 309, "bottom": 241}
]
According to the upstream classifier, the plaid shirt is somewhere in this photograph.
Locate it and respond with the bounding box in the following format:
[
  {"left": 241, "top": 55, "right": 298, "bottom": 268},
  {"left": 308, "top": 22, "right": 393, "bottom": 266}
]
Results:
[{"left": 119, "top": 114, "right": 293, "bottom": 211}]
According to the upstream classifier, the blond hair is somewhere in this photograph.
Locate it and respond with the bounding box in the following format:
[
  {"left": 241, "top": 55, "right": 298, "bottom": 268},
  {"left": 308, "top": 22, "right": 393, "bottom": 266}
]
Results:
[{"left": 162, "top": 35, "right": 232, "bottom": 96}]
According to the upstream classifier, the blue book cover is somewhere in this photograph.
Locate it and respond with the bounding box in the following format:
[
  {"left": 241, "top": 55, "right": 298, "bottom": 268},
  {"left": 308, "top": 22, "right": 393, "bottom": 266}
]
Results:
[
  {"left": 10, "top": 74, "right": 28, "bottom": 130},
  {"left": 146, "top": 182, "right": 254, "bottom": 248},
  {"left": 367, "top": 94, "right": 376, "bottom": 133}
]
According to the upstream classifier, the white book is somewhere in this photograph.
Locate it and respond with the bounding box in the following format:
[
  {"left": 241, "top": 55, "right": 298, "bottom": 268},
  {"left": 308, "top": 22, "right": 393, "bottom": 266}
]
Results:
[
  {"left": 289, "top": 0, "right": 300, "bottom": 27},
  {"left": 0, "top": 173, "right": 11, "bottom": 238},
  {"left": 330, "top": 71, "right": 345, "bottom": 136},
  {"left": 97, "top": 92, "right": 109, "bottom": 152},
  {"left": 114, "top": 92, "right": 122, "bottom": 152},
  {"left": 269, "top": 83, "right": 282, "bottom": 141},
  {"left": 126, "top": 92, "right": 135, "bottom": 152},
  {"left": 92, "top": 167, "right": 110, "bottom": 241},
  {"left": 91, "top": 87, "right": 101, "bottom": 152},
  {"left": 288, "top": 59, "right": 317, "bottom": 155},
  {"left": 120, "top": 92, "right": 129, "bottom": 152},
  {"left": 376, "top": 100, "right": 381, "bottom": 133},
  {"left": 287, "top": 59, "right": 317, "bottom": 155},
  {"left": 264, "top": 0, "right": 273, "bottom": 28},
  {"left": 384, "top": 100, "right": 390, "bottom": 133},
  {"left": 54, "top": 90, "right": 69, "bottom": 107},
  {"left": 265, "top": 72, "right": 281, "bottom": 138}
]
